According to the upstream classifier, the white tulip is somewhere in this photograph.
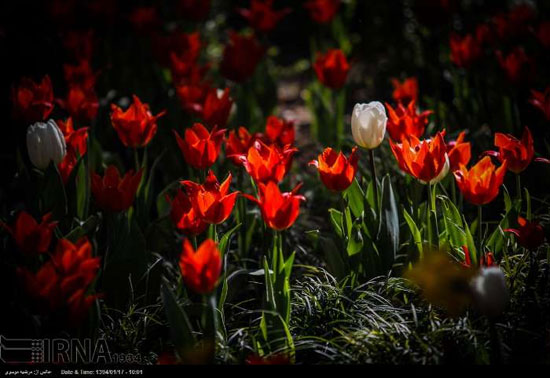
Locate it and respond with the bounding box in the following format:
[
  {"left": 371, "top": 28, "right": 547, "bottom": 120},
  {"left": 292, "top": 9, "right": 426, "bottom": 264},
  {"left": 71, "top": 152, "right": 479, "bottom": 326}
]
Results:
[
  {"left": 351, "top": 102, "right": 387, "bottom": 149},
  {"left": 27, "top": 119, "right": 67, "bottom": 170},
  {"left": 471, "top": 267, "right": 509, "bottom": 318}
]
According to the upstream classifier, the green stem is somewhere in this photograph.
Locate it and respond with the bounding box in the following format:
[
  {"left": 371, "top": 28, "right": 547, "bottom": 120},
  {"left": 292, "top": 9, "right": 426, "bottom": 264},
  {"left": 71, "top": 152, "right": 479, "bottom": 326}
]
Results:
[
  {"left": 430, "top": 183, "right": 439, "bottom": 247},
  {"left": 133, "top": 148, "right": 140, "bottom": 172},
  {"left": 515, "top": 174, "right": 522, "bottom": 201},
  {"left": 369, "top": 149, "right": 379, "bottom": 212},
  {"left": 478, "top": 205, "right": 483, "bottom": 253}
]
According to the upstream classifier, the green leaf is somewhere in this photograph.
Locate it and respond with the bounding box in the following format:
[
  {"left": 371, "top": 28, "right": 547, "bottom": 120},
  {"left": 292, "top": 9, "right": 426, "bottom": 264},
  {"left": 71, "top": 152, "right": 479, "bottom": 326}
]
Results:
[
  {"left": 343, "top": 178, "right": 364, "bottom": 219},
  {"left": 379, "top": 175, "right": 399, "bottom": 269},
  {"left": 161, "top": 282, "right": 196, "bottom": 351},
  {"left": 218, "top": 223, "right": 241, "bottom": 257},
  {"left": 329, "top": 208, "right": 344, "bottom": 239},
  {"left": 403, "top": 209, "right": 423, "bottom": 257},
  {"left": 346, "top": 222, "right": 363, "bottom": 257}
]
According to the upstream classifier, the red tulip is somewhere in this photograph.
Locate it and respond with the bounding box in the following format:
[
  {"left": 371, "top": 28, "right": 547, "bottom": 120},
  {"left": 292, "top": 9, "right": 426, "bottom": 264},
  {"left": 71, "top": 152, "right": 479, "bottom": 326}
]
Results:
[
  {"left": 496, "top": 47, "right": 534, "bottom": 84},
  {"left": 246, "top": 353, "right": 290, "bottom": 365},
  {"left": 529, "top": 87, "right": 550, "bottom": 121},
  {"left": 309, "top": 147, "right": 358, "bottom": 192},
  {"left": 446, "top": 131, "right": 471, "bottom": 172},
  {"left": 11, "top": 75, "right": 54, "bottom": 122},
  {"left": 493, "top": 4, "right": 535, "bottom": 41},
  {"left": 202, "top": 88, "right": 234, "bottom": 128},
  {"left": 313, "top": 49, "right": 350, "bottom": 89},
  {"left": 385, "top": 100, "right": 433, "bottom": 142},
  {"left": 91, "top": 165, "right": 143, "bottom": 212},
  {"left": 304, "top": 0, "right": 340, "bottom": 24},
  {"left": 220, "top": 32, "right": 265, "bottom": 83},
  {"left": 17, "top": 237, "right": 100, "bottom": 325},
  {"left": 389, "top": 131, "right": 449, "bottom": 184},
  {"left": 63, "top": 59, "right": 97, "bottom": 89},
  {"left": 153, "top": 30, "right": 203, "bottom": 67},
  {"left": 177, "top": 0, "right": 211, "bottom": 21},
  {"left": 174, "top": 123, "right": 226, "bottom": 170},
  {"left": 62, "top": 30, "right": 95, "bottom": 61},
  {"left": 238, "top": 0, "right": 291, "bottom": 33},
  {"left": 167, "top": 189, "right": 208, "bottom": 235},
  {"left": 110, "top": 95, "right": 166, "bottom": 148},
  {"left": 475, "top": 23, "right": 494, "bottom": 46},
  {"left": 128, "top": 6, "right": 159, "bottom": 33},
  {"left": 58, "top": 85, "right": 99, "bottom": 122},
  {"left": 453, "top": 156, "right": 507, "bottom": 206},
  {"left": 504, "top": 216, "right": 545, "bottom": 250},
  {"left": 226, "top": 127, "right": 258, "bottom": 166},
  {"left": 461, "top": 245, "right": 495, "bottom": 268},
  {"left": 57, "top": 117, "right": 89, "bottom": 183},
  {"left": 536, "top": 21, "right": 550, "bottom": 49},
  {"left": 391, "top": 77, "right": 418, "bottom": 105},
  {"left": 1, "top": 211, "right": 57, "bottom": 256},
  {"left": 170, "top": 52, "right": 209, "bottom": 86},
  {"left": 484, "top": 127, "right": 534, "bottom": 174},
  {"left": 179, "top": 238, "right": 221, "bottom": 294},
  {"left": 236, "top": 140, "right": 296, "bottom": 184},
  {"left": 244, "top": 181, "right": 305, "bottom": 230},
  {"left": 181, "top": 171, "right": 239, "bottom": 225},
  {"left": 450, "top": 33, "right": 483, "bottom": 68},
  {"left": 264, "top": 116, "right": 295, "bottom": 146},
  {"left": 175, "top": 82, "right": 211, "bottom": 118}
]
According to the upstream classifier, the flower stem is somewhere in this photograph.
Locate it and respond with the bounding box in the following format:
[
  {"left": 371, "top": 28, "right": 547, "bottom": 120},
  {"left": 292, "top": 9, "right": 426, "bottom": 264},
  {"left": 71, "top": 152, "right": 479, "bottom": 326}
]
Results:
[
  {"left": 515, "top": 174, "right": 522, "bottom": 201},
  {"left": 478, "top": 205, "right": 483, "bottom": 252},
  {"left": 133, "top": 148, "right": 140, "bottom": 171},
  {"left": 369, "top": 149, "right": 378, "bottom": 211}
]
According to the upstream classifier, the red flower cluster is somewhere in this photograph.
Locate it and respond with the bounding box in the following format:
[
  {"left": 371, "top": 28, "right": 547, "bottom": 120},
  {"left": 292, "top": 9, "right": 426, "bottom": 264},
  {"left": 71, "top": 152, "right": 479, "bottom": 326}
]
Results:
[
  {"left": 238, "top": 0, "right": 291, "bottom": 33},
  {"left": 313, "top": 49, "right": 350, "bottom": 89},
  {"left": 174, "top": 123, "right": 226, "bottom": 170},
  {"left": 177, "top": 0, "right": 211, "bottom": 21},
  {"left": 220, "top": 32, "right": 265, "bottom": 83},
  {"left": 167, "top": 189, "right": 208, "bottom": 236},
  {"left": 450, "top": 33, "right": 483, "bottom": 68},
  {"left": 226, "top": 127, "right": 258, "bottom": 166},
  {"left": 485, "top": 127, "right": 534, "bottom": 174},
  {"left": 110, "top": 95, "right": 166, "bottom": 148},
  {"left": 446, "top": 131, "right": 471, "bottom": 172},
  {"left": 91, "top": 165, "right": 143, "bottom": 212},
  {"left": 57, "top": 58, "right": 99, "bottom": 123},
  {"left": 265, "top": 116, "right": 295, "bottom": 146},
  {"left": 505, "top": 216, "right": 545, "bottom": 251},
  {"left": 461, "top": 245, "right": 495, "bottom": 269},
  {"left": 496, "top": 47, "right": 534, "bottom": 84},
  {"left": 179, "top": 238, "right": 221, "bottom": 294},
  {"left": 12, "top": 75, "right": 54, "bottom": 122},
  {"left": 17, "top": 237, "right": 100, "bottom": 326},
  {"left": 57, "top": 117, "right": 89, "bottom": 183},
  {"left": 529, "top": 87, "right": 550, "bottom": 121},
  {"left": 385, "top": 100, "right": 433, "bottom": 142},
  {"left": 304, "top": 0, "right": 340, "bottom": 24},
  {"left": 1, "top": 211, "right": 57, "bottom": 256},
  {"left": 391, "top": 77, "right": 418, "bottom": 105}
]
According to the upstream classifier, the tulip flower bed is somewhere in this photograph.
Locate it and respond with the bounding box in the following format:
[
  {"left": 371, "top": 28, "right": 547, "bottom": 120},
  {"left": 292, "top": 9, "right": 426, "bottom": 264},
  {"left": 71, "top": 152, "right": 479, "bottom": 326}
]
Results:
[{"left": 3, "top": 0, "right": 550, "bottom": 367}]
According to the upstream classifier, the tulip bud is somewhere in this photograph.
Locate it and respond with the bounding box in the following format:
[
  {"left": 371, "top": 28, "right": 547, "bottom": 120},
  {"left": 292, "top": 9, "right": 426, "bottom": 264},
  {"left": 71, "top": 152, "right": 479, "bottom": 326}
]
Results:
[
  {"left": 27, "top": 120, "right": 67, "bottom": 170},
  {"left": 471, "top": 267, "right": 509, "bottom": 318},
  {"left": 351, "top": 102, "right": 387, "bottom": 149}
]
